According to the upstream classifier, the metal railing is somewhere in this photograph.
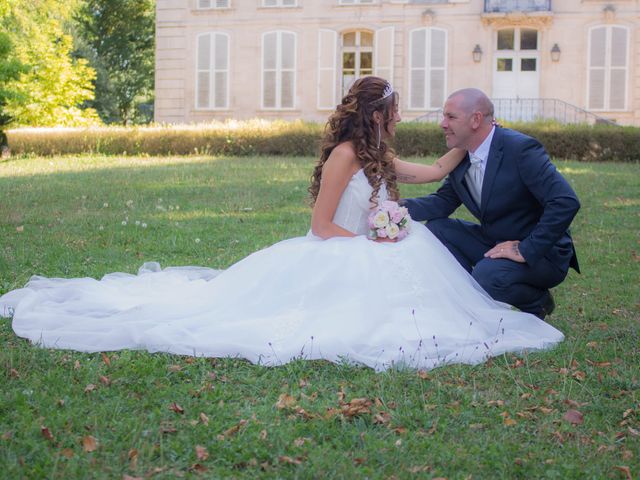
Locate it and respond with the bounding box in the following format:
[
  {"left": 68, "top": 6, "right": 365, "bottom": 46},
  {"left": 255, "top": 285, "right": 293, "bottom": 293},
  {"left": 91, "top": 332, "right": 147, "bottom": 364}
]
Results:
[
  {"left": 484, "top": 0, "right": 551, "bottom": 13},
  {"left": 414, "top": 98, "right": 617, "bottom": 126}
]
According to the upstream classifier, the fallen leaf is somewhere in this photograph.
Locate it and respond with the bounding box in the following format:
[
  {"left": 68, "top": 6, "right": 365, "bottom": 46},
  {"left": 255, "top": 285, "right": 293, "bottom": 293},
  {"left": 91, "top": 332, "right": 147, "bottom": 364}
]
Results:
[
  {"left": 487, "top": 400, "right": 505, "bottom": 407},
  {"left": 74, "top": 360, "right": 81, "bottom": 370},
  {"left": 622, "top": 450, "right": 634, "bottom": 461},
  {"left": 353, "top": 457, "right": 367, "bottom": 465},
  {"left": 60, "top": 448, "right": 74, "bottom": 458},
  {"left": 220, "top": 419, "right": 247, "bottom": 439},
  {"left": 160, "top": 422, "right": 177, "bottom": 434},
  {"left": 572, "top": 370, "right": 586, "bottom": 381},
  {"left": 503, "top": 417, "right": 517, "bottom": 426},
  {"left": 82, "top": 435, "right": 97, "bottom": 452},
  {"left": 99, "top": 376, "right": 110, "bottom": 386},
  {"left": 563, "top": 409, "right": 584, "bottom": 425},
  {"left": 199, "top": 412, "right": 209, "bottom": 426},
  {"left": 84, "top": 384, "right": 97, "bottom": 394},
  {"left": 16, "top": 226, "right": 24, "bottom": 232},
  {"left": 41, "top": 426, "right": 55, "bottom": 443},
  {"left": 341, "top": 398, "right": 372, "bottom": 418},
  {"left": 628, "top": 427, "right": 639, "bottom": 437},
  {"left": 259, "top": 429, "right": 267, "bottom": 440},
  {"left": 586, "top": 341, "right": 598, "bottom": 348},
  {"left": 189, "top": 463, "right": 207, "bottom": 473},
  {"left": 373, "top": 411, "right": 391, "bottom": 425},
  {"left": 9, "top": 369, "right": 19, "bottom": 378},
  {"left": 169, "top": 402, "right": 184, "bottom": 414},
  {"left": 168, "top": 365, "right": 182, "bottom": 372},
  {"left": 101, "top": 353, "right": 111, "bottom": 367},
  {"left": 613, "top": 466, "right": 632, "bottom": 480},
  {"left": 275, "top": 393, "right": 297, "bottom": 410},
  {"left": 128, "top": 448, "right": 138, "bottom": 470},
  {"left": 195, "top": 445, "right": 209, "bottom": 461},
  {"left": 293, "top": 437, "right": 310, "bottom": 447},
  {"left": 417, "top": 370, "right": 430, "bottom": 380},
  {"left": 279, "top": 455, "right": 302, "bottom": 465},
  {"left": 408, "top": 465, "right": 431, "bottom": 473}
]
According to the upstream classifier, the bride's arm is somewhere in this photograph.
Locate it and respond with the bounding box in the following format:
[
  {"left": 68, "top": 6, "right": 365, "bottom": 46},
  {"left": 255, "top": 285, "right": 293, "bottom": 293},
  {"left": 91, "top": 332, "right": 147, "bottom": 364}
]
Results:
[
  {"left": 394, "top": 148, "right": 466, "bottom": 184},
  {"left": 311, "top": 146, "right": 360, "bottom": 239}
]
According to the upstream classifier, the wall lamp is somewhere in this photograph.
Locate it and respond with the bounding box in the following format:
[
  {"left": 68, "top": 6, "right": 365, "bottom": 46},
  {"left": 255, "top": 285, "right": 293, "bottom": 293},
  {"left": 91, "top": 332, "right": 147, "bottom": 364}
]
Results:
[
  {"left": 550, "top": 43, "right": 561, "bottom": 62},
  {"left": 472, "top": 44, "right": 482, "bottom": 63}
]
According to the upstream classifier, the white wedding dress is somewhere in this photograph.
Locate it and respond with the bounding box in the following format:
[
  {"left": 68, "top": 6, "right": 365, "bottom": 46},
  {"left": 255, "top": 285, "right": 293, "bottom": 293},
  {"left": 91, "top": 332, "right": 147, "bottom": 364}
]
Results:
[{"left": 0, "top": 169, "right": 563, "bottom": 371}]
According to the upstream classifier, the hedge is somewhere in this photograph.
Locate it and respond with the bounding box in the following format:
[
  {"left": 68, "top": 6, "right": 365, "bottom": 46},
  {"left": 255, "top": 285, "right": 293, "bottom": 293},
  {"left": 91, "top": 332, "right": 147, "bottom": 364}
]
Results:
[{"left": 5, "top": 120, "right": 640, "bottom": 162}]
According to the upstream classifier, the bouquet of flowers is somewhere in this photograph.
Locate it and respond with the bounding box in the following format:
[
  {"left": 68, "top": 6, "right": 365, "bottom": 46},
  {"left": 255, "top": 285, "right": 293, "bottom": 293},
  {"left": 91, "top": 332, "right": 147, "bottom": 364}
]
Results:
[{"left": 368, "top": 200, "right": 411, "bottom": 241}]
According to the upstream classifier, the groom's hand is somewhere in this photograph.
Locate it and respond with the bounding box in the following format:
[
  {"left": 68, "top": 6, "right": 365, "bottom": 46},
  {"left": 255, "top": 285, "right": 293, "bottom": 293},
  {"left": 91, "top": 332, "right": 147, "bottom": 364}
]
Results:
[{"left": 484, "top": 240, "right": 525, "bottom": 263}]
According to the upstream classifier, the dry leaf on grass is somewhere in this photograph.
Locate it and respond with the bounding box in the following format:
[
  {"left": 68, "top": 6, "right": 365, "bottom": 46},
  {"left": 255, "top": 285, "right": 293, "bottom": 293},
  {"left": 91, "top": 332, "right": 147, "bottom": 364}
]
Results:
[
  {"left": 195, "top": 445, "right": 209, "bottom": 460},
  {"left": 41, "top": 426, "right": 55, "bottom": 443},
  {"left": 82, "top": 435, "right": 97, "bottom": 452},
  {"left": 275, "top": 393, "right": 297, "bottom": 410},
  {"left": 199, "top": 412, "right": 209, "bottom": 425},
  {"left": 563, "top": 409, "right": 584, "bottom": 425},
  {"left": 169, "top": 402, "right": 185, "bottom": 414}
]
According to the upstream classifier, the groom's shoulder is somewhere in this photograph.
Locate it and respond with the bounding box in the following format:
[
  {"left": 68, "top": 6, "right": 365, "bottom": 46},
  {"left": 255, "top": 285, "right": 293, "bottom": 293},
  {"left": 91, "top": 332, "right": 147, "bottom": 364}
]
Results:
[{"left": 495, "top": 126, "right": 541, "bottom": 149}]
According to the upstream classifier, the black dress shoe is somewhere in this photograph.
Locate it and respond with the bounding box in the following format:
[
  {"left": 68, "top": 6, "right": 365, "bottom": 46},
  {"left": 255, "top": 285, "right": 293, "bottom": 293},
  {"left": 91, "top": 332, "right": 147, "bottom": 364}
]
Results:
[{"left": 535, "top": 291, "right": 556, "bottom": 319}]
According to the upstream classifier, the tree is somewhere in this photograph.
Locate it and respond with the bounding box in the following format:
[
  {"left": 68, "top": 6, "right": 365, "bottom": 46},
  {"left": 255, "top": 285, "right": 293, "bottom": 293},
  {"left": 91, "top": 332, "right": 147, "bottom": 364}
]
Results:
[
  {"left": 0, "top": 32, "right": 28, "bottom": 147},
  {"left": 77, "top": 0, "right": 155, "bottom": 125},
  {"left": 1, "top": 0, "right": 100, "bottom": 127}
]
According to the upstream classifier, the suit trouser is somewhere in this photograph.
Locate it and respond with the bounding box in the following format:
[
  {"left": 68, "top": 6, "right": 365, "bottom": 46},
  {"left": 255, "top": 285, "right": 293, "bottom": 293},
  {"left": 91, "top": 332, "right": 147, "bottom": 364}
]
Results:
[{"left": 427, "top": 218, "right": 567, "bottom": 316}]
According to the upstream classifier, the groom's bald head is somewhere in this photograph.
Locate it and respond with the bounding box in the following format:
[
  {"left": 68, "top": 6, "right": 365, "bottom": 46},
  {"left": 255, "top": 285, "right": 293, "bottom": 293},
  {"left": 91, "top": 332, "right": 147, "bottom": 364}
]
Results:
[
  {"left": 447, "top": 88, "right": 494, "bottom": 122},
  {"left": 440, "top": 88, "right": 495, "bottom": 151}
]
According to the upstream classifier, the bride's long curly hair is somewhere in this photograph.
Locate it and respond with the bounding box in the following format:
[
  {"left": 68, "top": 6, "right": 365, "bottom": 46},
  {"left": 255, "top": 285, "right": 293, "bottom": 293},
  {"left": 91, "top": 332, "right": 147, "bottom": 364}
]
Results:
[{"left": 308, "top": 76, "right": 399, "bottom": 206}]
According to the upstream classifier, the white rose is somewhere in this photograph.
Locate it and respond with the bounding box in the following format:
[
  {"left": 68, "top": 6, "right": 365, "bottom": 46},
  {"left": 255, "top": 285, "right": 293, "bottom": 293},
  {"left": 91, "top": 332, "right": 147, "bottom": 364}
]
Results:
[
  {"left": 385, "top": 223, "right": 400, "bottom": 239},
  {"left": 373, "top": 211, "right": 390, "bottom": 229}
]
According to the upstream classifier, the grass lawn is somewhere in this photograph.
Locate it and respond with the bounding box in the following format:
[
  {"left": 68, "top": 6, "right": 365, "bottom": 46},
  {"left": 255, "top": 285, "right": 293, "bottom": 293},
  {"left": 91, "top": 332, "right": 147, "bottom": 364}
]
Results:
[{"left": 0, "top": 154, "right": 638, "bottom": 479}]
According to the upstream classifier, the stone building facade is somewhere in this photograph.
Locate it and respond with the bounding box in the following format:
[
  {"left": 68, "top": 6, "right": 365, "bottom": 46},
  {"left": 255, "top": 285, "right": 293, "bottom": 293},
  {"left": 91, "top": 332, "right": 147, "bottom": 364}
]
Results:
[{"left": 155, "top": 0, "right": 640, "bottom": 125}]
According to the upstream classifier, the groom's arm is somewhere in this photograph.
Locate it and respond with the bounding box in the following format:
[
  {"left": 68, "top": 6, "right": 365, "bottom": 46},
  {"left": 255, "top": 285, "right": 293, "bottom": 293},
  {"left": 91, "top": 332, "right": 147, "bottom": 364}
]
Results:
[
  {"left": 402, "top": 177, "right": 462, "bottom": 222},
  {"left": 515, "top": 139, "right": 581, "bottom": 266}
]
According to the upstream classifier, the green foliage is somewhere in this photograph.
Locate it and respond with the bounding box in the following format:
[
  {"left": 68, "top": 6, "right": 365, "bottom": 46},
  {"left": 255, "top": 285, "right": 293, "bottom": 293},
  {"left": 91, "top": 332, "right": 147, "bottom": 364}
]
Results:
[
  {"left": 0, "top": 155, "right": 638, "bottom": 478},
  {"left": 76, "top": 0, "right": 155, "bottom": 125},
  {"left": 0, "top": 31, "right": 28, "bottom": 146},
  {"left": 6, "top": 120, "right": 640, "bottom": 162},
  {"left": 1, "top": 0, "right": 100, "bottom": 127}
]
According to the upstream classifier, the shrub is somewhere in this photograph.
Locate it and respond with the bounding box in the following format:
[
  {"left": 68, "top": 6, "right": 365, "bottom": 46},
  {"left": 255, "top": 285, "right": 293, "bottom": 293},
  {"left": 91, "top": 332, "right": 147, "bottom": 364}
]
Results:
[{"left": 6, "top": 120, "right": 640, "bottom": 162}]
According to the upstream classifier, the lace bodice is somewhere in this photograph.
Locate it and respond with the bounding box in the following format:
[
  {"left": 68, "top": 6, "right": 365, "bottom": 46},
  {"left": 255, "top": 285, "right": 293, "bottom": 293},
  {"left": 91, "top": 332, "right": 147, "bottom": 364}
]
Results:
[{"left": 332, "top": 169, "right": 388, "bottom": 235}]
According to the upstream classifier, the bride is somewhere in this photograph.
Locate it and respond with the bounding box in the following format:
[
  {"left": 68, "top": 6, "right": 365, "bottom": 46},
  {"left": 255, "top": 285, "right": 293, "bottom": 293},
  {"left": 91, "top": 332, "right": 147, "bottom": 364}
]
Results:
[{"left": 0, "top": 77, "right": 563, "bottom": 371}]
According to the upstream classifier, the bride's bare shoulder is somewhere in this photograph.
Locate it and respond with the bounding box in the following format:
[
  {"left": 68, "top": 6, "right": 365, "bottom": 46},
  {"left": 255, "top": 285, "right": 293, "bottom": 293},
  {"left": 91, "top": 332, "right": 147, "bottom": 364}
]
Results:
[{"left": 326, "top": 142, "right": 360, "bottom": 175}]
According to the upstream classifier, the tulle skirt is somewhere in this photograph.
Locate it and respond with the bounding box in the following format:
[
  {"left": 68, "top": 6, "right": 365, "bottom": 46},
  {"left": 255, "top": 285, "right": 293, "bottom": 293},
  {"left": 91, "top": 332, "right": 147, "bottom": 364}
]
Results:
[{"left": 0, "top": 222, "right": 563, "bottom": 371}]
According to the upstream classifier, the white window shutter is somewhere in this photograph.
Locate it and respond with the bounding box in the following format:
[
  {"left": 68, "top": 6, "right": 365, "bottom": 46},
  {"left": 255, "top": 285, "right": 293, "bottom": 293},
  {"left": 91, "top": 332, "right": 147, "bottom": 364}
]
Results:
[
  {"left": 429, "top": 29, "right": 447, "bottom": 109},
  {"left": 196, "top": 34, "right": 211, "bottom": 109},
  {"left": 609, "top": 26, "right": 627, "bottom": 110},
  {"left": 317, "top": 29, "right": 337, "bottom": 110},
  {"left": 281, "top": 32, "right": 296, "bottom": 108},
  {"left": 409, "top": 29, "right": 426, "bottom": 109},
  {"left": 588, "top": 27, "right": 606, "bottom": 110},
  {"left": 374, "top": 26, "right": 394, "bottom": 83}
]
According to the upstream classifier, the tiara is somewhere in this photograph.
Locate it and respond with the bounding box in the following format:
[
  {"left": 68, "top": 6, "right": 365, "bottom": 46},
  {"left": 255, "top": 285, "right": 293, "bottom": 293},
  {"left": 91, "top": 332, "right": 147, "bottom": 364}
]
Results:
[{"left": 371, "top": 82, "right": 394, "bottom": 104}]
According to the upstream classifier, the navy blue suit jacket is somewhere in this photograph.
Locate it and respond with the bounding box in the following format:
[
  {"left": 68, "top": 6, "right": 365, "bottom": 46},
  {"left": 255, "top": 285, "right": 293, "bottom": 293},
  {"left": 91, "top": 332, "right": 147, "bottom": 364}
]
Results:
[{"left": 404, "top": 127, "right": 581, "bottom": 273}]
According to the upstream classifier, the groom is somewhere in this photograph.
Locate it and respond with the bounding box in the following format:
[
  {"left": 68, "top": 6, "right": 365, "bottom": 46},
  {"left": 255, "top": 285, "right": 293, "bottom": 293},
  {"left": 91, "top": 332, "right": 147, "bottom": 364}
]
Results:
[{"left": 403, "top": 88, "right": 580, "bottom": 319}]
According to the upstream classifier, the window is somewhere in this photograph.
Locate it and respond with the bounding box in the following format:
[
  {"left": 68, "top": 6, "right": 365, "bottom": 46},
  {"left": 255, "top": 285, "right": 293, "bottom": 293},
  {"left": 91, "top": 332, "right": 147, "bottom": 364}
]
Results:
[
  {"left": 409, "top": 28, "right": 447, "bottom": 110},
  {"left": 588, "top": 25, "right": 628, "bottom": 110},
  {"left": 197, "top": 0, "right": 229, "bottom": 8},
  {"left": 341, "top": 31, "right": 373, "bottom": 95},
  {"left": 196, "top": 33, "right": 229, "bottom": 109},
  {"left": 339, "top": 0, "right": 374, "bottom": 5},
  {"left": 262, "top": 31, "right": 296, "bottom": 109},
  {"left": 263, "top": 0, "right": 296, "bottom": 6}
]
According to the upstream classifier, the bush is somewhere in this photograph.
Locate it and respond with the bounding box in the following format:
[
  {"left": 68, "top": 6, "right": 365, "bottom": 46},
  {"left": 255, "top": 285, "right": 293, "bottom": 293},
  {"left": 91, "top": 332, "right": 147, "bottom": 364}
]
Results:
[{"left": 6, "top": 120, "right": 640, "bottom": 162}]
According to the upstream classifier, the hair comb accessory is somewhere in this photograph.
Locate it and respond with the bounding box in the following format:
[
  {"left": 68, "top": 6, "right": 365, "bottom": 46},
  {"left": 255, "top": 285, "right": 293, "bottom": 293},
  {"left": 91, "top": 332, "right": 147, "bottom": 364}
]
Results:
[{"left": 371, "top": 82, "right": 394, "bottom": 104}]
